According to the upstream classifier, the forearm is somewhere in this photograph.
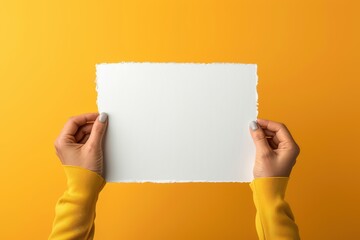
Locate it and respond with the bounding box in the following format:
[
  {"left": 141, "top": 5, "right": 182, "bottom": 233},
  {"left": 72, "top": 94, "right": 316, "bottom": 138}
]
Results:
[
  {"left": 250, "top": 177, "right": 300, "bottom": 240},
  {"left": 49, "top": 166, "right": 106, "bottom": 240}
]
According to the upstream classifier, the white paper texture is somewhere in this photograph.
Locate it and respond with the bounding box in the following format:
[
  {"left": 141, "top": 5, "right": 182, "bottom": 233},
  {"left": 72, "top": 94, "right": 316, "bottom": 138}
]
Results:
[{"left": 96, "top": 63, "right": 257, "bottom": 182}]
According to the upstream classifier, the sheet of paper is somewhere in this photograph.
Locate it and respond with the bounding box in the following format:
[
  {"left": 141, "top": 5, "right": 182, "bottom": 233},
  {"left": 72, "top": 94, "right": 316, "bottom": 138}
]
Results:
[{"left": 96, "top": 63, "right": 258, "bottom": 182}]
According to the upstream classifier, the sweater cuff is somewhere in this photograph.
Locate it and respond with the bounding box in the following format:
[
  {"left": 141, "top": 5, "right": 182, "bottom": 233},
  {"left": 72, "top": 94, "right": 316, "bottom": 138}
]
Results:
[
  {"left": 249, "top": 177, "right": 289, "bottom": 200},
  {"left": 63, "top": 165, "right": 106, "bottom": 198}
]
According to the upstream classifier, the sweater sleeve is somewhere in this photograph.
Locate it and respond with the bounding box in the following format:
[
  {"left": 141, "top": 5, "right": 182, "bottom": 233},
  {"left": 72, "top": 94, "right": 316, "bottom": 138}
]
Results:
[
  {"left": 250, "top": 177, "right": 300, "bottom": 240},
  {"left": 48, "top": 165, "right": 106, "bottom": 240}
]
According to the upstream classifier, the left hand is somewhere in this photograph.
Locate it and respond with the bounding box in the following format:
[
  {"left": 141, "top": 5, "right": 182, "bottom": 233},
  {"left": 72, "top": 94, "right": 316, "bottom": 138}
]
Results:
[{"left": 54, "top": 112, "right": 108, "bottom": 177}]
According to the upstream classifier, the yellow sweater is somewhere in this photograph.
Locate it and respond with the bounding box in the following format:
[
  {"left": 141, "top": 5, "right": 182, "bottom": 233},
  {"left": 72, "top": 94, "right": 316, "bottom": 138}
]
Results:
[{"left": 49, "top": 166, "right": 300, "bottom": 240}]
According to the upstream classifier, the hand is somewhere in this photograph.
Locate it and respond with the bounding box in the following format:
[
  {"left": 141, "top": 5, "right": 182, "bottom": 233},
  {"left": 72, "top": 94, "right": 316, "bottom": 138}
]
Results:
[
  {"left": 54, "top": 113, "right": 108, "bottom": 177},
  {"left": 249, "top": 119, "right": 300, "bottom": 178}
]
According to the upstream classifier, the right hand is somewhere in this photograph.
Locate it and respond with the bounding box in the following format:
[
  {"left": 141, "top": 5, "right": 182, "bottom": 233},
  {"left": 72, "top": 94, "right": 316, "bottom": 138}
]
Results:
[{"left": 249, "top": 119, "right": 300, "bottom": 178}]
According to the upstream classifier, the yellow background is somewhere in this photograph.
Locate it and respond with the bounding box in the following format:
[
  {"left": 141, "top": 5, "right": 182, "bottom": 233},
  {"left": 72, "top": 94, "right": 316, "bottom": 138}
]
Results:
[{"left": 1, "top": 0, "right": 359, "bottom": 239}]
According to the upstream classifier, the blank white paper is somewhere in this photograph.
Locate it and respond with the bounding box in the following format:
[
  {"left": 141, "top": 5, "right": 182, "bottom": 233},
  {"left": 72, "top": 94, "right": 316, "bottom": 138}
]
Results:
[{"left": 96, "top": 63, "right": 258, "bottom": 182}]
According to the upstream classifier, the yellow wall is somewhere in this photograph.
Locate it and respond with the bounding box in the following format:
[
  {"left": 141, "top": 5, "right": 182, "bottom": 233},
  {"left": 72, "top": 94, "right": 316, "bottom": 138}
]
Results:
[{"left": 1, "top": 1, "right": 359, "bottom": 239}]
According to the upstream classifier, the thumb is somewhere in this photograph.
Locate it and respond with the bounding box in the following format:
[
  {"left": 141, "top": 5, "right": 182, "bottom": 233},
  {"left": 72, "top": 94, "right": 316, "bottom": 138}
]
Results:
[
  {"left": 87, "top": 112, "right": 108, "bottom": 148},
  {"left": 249, "top": 121, "right": 271, "bottom": 153}
]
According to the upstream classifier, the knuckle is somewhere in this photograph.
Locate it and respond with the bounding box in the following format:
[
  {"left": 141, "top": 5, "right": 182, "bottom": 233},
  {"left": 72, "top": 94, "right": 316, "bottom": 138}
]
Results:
[
  {"left": 54, "top": 139, "right": 60, "bottom": 149},
  {"left": 68, "top": 116, "right": 75, "bottom": 122},
  {"left": 290, "top": 143, "right": 300, "bottom": 155},
  {"left": 295, "top": 144, "right": 301, "bottom": 154},
  {"left": 54, "top": 138, "right": 65, "bottom": 151}
]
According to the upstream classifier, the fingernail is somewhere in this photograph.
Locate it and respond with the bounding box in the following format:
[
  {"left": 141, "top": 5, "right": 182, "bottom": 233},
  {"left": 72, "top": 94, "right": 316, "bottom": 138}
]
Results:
[
  {"left": 249, "top": 121, "right": 258, "bottom": 131},
  {"left": 99, "top": 112, "right": 108, "bottom": 123}
]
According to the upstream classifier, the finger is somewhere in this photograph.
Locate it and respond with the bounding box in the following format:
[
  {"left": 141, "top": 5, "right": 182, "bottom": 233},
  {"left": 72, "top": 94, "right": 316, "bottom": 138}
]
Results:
[
  {"left": 74, "top": 123, "right": 94, "bottom": 143},
  {"left": 86, "top": 112, "right": 108, "bottom": 148},
  {"left": 263, "top": 129, "right": 280, "bottom": 145},
  {"left": 256, "top": 119, "right": 295, "bottom": 144},
  {"left": 263, "top": 129, "right": 275, "bottom": 137},
  {"left": 272, "top": 135, "right": 280, "bottom": 145},
  {"left": 60, "top": 113, "right": 98, "bottom": 138},
  {"left": 249, "top": 121, "right": 272, "bottom": 153},
  {"left": 79, "top": 134, "right": 90, "bottom": 144},
  {"left": 267, "top": 137, "right": 278, "bottom": 149}
]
